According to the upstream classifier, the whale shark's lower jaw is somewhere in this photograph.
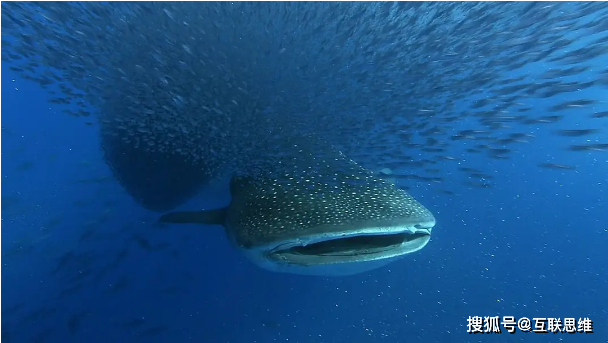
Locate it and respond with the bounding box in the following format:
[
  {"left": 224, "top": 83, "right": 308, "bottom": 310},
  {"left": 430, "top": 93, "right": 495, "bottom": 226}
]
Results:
[{"left": 247, "top": 220, "right": 434, "bottom": 276}]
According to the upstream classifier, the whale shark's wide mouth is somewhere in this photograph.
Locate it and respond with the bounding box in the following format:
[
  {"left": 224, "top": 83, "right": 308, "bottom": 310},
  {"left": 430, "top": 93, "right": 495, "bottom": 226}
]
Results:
[{"left": 268, "top": 226, "right": 432, "bottom": 266}]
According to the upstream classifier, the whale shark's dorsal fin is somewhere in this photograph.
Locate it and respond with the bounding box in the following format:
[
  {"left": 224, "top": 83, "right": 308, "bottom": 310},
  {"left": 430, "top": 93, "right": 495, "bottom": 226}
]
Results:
[{"left": 159, "top": 208, "right": 227, "bottom": 226}]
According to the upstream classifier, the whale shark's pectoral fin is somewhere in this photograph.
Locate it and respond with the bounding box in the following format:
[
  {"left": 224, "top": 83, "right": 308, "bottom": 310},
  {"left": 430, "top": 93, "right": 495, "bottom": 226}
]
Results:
[{"left": 159, "top": 208, "right": 227, "bottom": 226}]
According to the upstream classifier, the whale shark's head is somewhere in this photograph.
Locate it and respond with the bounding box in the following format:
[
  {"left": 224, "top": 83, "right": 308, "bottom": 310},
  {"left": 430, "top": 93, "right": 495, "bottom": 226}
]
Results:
[
  {"left": 160, "top": 141, "right": 436, "bottom": 276},
  {"left": 160, "top": 173, "right": 435, "bottom": 276},
  {"left": 227, "top": 174, "right": 435, "bottom": 276}
]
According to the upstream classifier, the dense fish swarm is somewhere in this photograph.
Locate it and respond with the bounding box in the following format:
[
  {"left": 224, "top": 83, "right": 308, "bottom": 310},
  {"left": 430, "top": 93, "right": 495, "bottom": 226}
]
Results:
[
  {"left": 2, "top": 2, "right": 607, "bottom": 207},
  {"left": 100, "top": 129, "right": 214, "bottom": 211}
]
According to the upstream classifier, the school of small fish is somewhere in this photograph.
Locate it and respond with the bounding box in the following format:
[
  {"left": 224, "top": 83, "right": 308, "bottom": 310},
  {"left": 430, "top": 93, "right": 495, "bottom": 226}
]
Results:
[{"left": 2, "top": 2, "right": 607, "bottom": 208}]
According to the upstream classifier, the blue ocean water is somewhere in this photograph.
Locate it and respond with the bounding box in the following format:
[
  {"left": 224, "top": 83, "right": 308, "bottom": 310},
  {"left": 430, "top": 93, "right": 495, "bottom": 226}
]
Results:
[{"left": 2, "top": 3, "right": 608, "bottom": 343}]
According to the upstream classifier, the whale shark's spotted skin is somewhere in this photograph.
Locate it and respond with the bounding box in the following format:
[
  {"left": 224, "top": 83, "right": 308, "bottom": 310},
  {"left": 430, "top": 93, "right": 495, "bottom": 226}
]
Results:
[{"left": 227, "top": 173, "right": 434, "bottom": 248}]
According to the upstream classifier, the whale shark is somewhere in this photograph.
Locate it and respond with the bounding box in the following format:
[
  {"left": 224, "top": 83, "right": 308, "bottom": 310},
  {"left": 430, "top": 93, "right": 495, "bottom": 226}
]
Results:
[{"left": 159, "top": 168, "right": 436, "bottom": 276}]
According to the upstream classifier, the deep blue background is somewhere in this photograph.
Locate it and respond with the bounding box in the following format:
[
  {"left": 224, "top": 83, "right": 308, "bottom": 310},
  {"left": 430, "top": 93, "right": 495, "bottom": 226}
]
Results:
[{"left": 2, "top": 49, "right": 607, "bottom": 342}]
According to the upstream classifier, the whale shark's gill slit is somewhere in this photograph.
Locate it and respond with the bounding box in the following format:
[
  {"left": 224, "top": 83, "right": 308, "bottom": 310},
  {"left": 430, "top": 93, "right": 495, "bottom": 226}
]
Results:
[{"left": 285, "top": 232, "right": 429, "bottom": 257}]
